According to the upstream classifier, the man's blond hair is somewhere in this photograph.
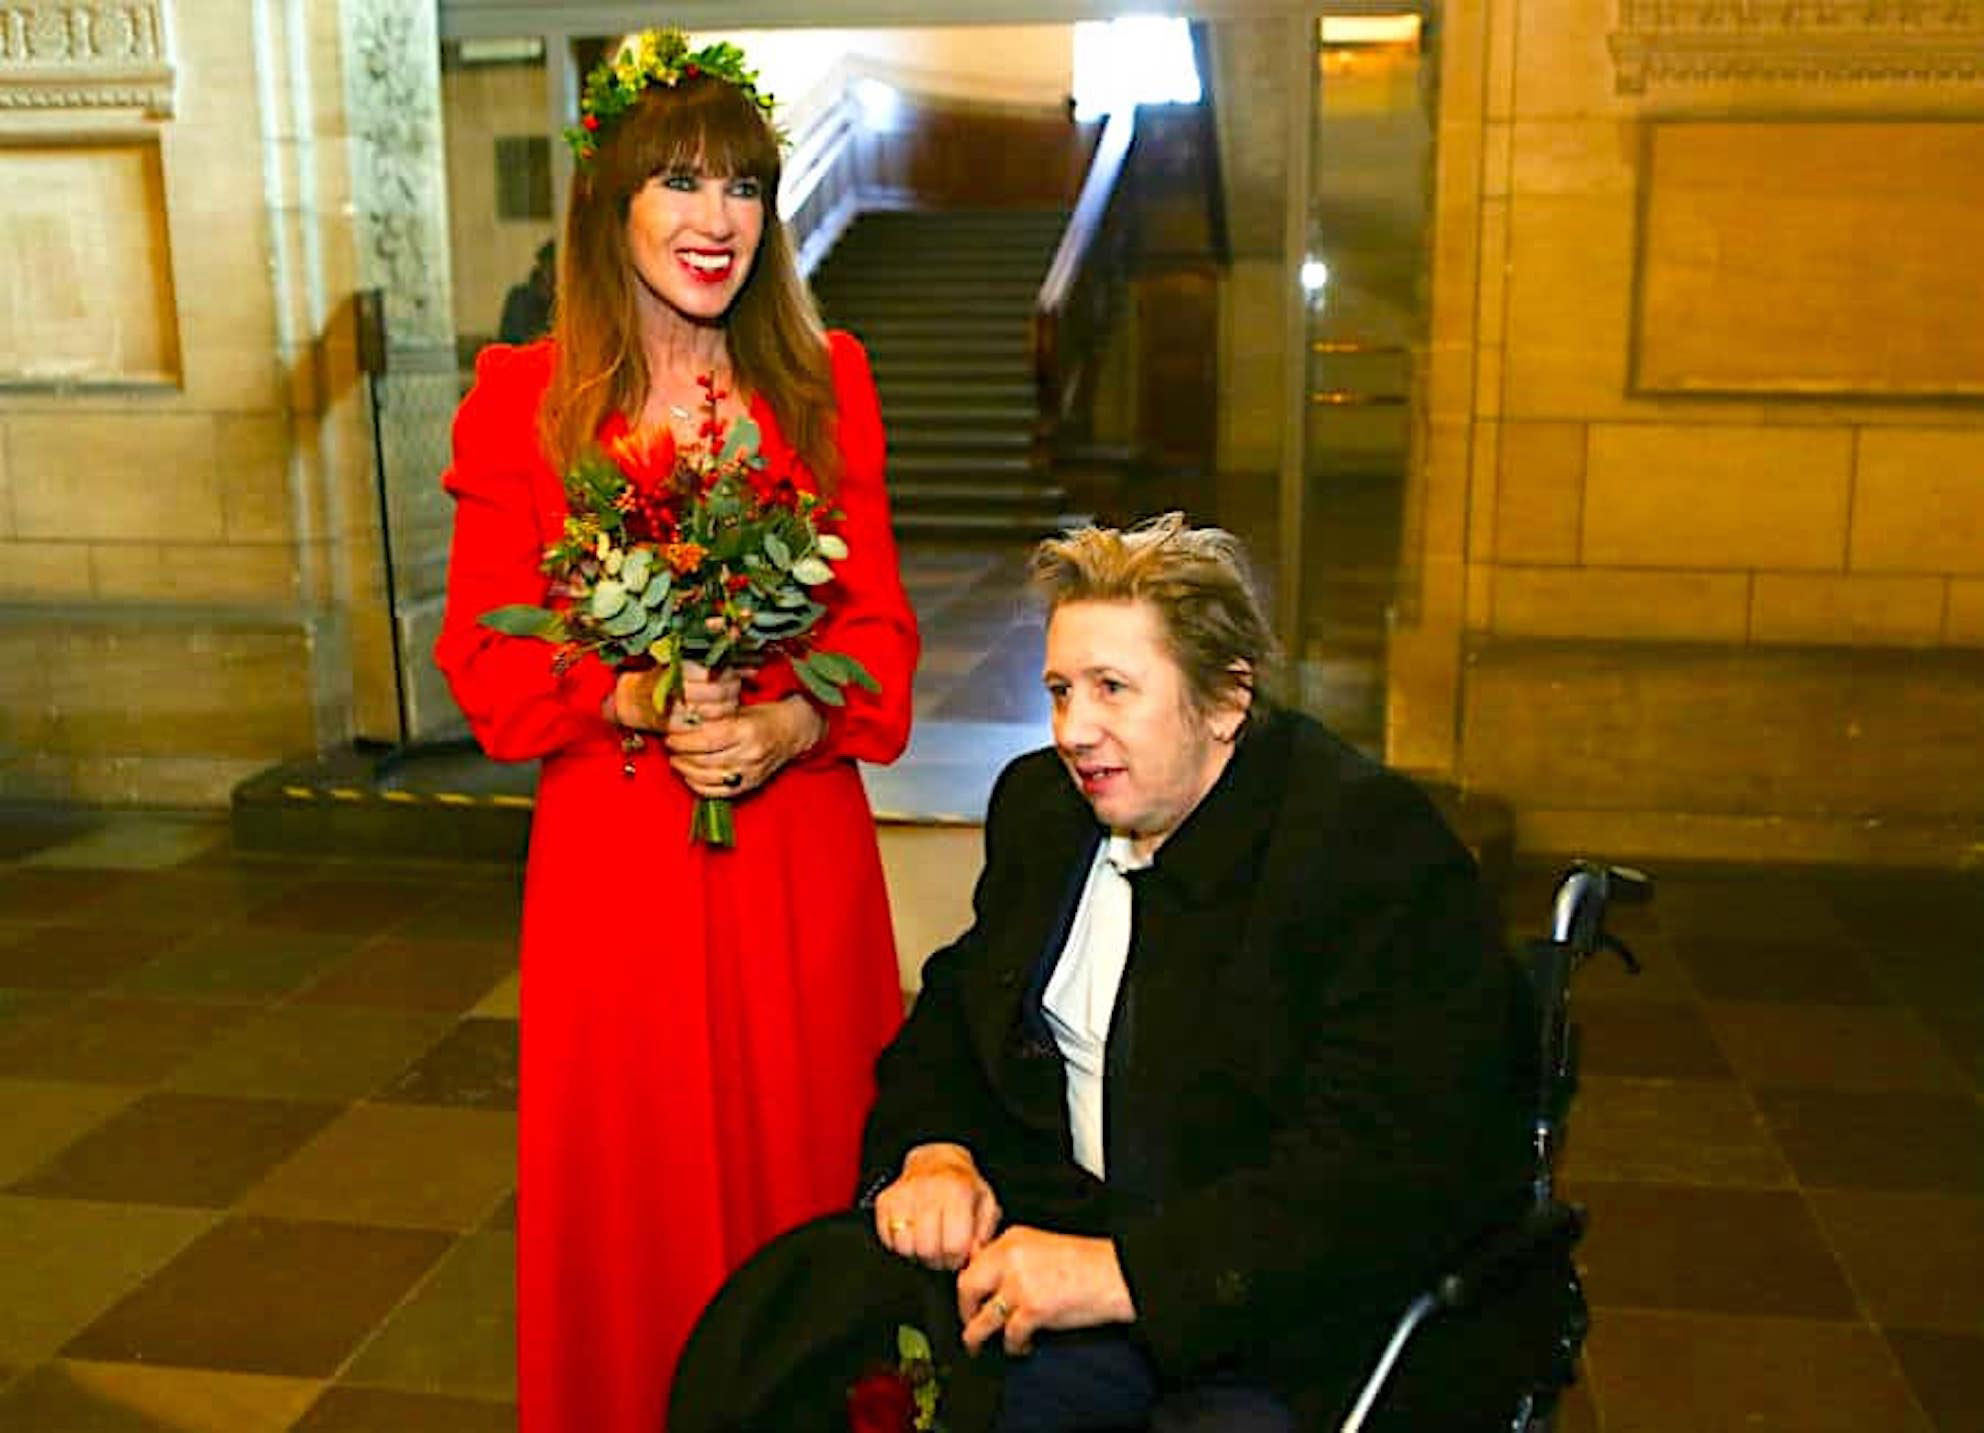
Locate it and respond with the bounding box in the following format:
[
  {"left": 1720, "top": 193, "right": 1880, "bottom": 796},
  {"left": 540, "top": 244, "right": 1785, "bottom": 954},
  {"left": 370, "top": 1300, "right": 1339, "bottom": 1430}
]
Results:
[{"left": 1031, "top": 512, "right": 1279, "bottom": 717}]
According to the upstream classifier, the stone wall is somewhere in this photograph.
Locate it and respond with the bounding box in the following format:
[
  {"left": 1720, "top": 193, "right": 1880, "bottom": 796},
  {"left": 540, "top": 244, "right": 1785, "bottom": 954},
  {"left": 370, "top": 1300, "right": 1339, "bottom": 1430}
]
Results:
[
  {"left": 0, "top": 0, "right": 435, "bottom": 802},
  {"left": 1394, "top": 0, "right": 1984, "bottom": 863}
]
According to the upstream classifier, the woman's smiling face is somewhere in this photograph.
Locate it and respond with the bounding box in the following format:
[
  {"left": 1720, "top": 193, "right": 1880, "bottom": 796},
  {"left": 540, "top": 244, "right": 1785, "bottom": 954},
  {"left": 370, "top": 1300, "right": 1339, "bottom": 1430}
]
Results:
[
  {"left": 1043, "top": 599, "right": 1246, "bottom": 858},
  {"left": 624, "top": 165, "right": 765, "bottom": 330}
]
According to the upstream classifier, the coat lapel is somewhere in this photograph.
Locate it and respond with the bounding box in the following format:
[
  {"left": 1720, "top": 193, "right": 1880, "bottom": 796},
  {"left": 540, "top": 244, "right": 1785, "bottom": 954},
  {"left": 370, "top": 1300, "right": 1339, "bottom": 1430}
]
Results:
[{"left": 961, "top": 764, "right": 1098, "bottom": 1136}]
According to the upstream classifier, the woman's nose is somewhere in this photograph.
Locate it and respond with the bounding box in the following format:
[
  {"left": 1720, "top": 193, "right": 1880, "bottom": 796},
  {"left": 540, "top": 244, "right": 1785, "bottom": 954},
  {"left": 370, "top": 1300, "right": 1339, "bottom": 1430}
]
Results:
[{"left": 694, "top": 181, "right": 732, "bottom": 235}]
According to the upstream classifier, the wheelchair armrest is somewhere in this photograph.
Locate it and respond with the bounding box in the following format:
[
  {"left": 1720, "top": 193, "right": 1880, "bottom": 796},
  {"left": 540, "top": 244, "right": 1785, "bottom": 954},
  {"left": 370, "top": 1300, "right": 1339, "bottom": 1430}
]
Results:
[{"left": 1434, "top": 1202, "right": 1585, "bottom": 1314}]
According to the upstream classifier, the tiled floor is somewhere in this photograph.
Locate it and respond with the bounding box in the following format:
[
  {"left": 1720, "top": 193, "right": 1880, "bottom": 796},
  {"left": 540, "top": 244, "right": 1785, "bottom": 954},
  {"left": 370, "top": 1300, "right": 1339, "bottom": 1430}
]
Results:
[{"left": 1, "top": 811, "right": 1978, "bottom": 1430}]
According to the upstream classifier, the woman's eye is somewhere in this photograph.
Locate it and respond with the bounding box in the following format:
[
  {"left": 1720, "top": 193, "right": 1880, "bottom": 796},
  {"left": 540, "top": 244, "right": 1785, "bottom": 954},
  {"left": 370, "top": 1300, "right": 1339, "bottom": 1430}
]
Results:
[
  {"left": 1044, "top": 682, "right": 1069, "bottom": 704},
  {"left": 660, "top": 172, "right": 698, "bottom": 192},
  {"left": 728, "top": 177, "right": 762, "bottom": 200},
  {"left": 1099, "top": 678, "right": 1126, "bottom": 697}
]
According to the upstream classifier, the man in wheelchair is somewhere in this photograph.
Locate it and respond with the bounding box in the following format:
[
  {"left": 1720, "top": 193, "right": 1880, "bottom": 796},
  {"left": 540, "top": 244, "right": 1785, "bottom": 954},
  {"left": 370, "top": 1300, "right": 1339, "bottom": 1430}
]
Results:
[{"left": 673, "top": 516, "right": 1575, "bottom": 1432}]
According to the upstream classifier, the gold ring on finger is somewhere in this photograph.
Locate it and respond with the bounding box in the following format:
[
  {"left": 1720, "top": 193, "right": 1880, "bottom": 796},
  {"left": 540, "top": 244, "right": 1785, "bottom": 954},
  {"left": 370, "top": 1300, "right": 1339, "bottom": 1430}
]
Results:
[
  {"left": 888, "top": 1218, "right": 912, "bottom": 1234},
  {"left": 990, "top": 1296, "right": 1011, "bottom": 1322}
]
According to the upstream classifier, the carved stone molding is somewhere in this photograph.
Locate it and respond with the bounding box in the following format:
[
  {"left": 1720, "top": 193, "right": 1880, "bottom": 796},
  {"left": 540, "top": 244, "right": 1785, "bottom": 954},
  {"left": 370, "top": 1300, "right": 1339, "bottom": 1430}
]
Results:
[
  {"left": 1610, "top": 2, "right": 1984, "bottom": 92},
  {"left": 340, "top": 0, "right": 453, "bottom": 348},
  {"left": 0, "top": 2, "right": 176, "bottom": 117}
]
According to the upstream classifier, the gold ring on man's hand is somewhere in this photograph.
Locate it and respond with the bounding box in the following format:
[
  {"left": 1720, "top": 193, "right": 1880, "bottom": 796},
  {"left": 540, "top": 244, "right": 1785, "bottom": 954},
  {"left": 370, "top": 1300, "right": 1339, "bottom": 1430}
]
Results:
[
  {"left": 888, "top": 1218, "right": 912, "bottom": 1234},
  {"left": 682, "top": 707, "right": 702, "bottom": 727},
  {"left": 723, "top": 771, "right": 743, "bottom": 789},
  {"left": 990, "top": 1297, "right": 1011, "bottom": 1322}
]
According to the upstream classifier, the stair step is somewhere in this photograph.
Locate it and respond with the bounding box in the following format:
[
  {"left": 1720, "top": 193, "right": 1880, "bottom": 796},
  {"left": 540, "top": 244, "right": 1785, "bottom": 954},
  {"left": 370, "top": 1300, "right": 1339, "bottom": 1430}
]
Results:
[
  {"left": 872, "top": 362, "right": 1034, "bottom": 385},
  {"left": 850, "top": 312, "right": 1029, "bottom": 334},
  {"left": 890, "top": 427, "right": 1033, "bottom": 453},
  {"left": 819, "top": 291, "right": 1037, "bottom": 313},
  {"left": 893, "top": 510, "right": 1091, "bottom": 539},
  {"left": 819, "top": 279, "right": 1043, "bottom": 301},
  {"left": 892, "top": 453, "right": 1036, "bottom": 478},
  {"left": 892, "top": 477, "right": 1063, "bottom": 505},
  {"left": 824, "top": 258, "right": 1055, "bottom": 281},
  {"left": 863, "top": 339, "right": 1032, "bottom": 362},
  {"left": 880, "top": 403, "right": 1036, "bottom": 427},
  {"left": 879, "top": 381, "right": 1036, "bottom": 406}
]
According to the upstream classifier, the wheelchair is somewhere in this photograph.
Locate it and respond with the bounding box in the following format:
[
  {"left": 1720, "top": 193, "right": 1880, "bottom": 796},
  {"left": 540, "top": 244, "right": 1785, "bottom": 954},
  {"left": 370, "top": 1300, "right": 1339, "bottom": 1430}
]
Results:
[{"left": 1333, "top": 860, "right": 1652, "bottom": 1433}]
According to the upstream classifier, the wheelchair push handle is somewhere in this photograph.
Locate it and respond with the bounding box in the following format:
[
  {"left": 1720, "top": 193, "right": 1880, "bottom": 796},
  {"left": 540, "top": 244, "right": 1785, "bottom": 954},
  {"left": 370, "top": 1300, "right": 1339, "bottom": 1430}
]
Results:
[{"left": 1549, "top": 861, "right": 1652, "bottom": 964}]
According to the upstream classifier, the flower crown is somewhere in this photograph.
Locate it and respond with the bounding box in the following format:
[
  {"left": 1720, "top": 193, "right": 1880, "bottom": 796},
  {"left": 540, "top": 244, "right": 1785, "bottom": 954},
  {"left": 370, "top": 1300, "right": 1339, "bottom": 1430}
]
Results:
[{"left": 564, "top": 28, "right": 780, "bottom": 167}]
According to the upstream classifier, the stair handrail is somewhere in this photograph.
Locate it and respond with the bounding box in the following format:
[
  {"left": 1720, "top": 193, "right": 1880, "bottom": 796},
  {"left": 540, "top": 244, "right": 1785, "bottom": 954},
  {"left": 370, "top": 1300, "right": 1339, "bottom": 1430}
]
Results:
[{"left": 1032, "top": 105, "right": 1138, "bottom": 464}]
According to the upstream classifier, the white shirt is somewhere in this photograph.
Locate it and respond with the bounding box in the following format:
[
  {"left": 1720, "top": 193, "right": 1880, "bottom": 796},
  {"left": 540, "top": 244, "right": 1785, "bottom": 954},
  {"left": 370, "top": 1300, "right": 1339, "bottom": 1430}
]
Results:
[{"left": 1041, "top": 834, "right": 1149, "bottom": 1179}]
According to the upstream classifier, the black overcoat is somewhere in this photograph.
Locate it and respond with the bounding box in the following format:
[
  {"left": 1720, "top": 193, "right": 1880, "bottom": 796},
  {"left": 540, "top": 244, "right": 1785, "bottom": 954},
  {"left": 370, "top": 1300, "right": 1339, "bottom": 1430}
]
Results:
[{"left": 860, "top": 709, "right": 1541, "bottom": 1421}]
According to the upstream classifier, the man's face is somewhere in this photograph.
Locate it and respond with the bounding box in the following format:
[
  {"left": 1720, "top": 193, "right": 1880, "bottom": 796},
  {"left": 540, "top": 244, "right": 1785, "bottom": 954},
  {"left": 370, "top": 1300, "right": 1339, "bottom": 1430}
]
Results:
[{"left": 1042, "top": 599, "right": 1240, "bottom": 857}]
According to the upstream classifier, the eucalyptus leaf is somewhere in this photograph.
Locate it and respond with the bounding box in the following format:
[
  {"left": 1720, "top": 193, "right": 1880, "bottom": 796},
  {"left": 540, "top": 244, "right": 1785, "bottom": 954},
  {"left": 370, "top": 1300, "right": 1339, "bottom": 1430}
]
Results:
[
  {"left": 718, "top": 414, "right": 761, "bottom": 466},
  {"left": 643, "top": 572, "right": 673, "bottom": 608},
  {"left": 603, "top": 601, "right": 648, "bottom": 638},
  {"left": 479, "top": 605, "right": 570, "bottom": 641},
  {"left": 773, "top": 585, "right": 809, "bottom": 609},
  {"left": 791, "top": 556, "right": 833, "bottom": 586},
  {"left": 764, "top": 531, "right": 792, "bottom": 570},
  {"left": 816, "top": 533, "right": 849, "bottom": 561},
  {"left": 791, "top": 655, "right": 847, "bottom": 707},
  {"left": 898, "top": 1324, "right": 934, "bottom": 1365},
  {"left": 589, "top": 580, "right": 628, "bottom": 620}
]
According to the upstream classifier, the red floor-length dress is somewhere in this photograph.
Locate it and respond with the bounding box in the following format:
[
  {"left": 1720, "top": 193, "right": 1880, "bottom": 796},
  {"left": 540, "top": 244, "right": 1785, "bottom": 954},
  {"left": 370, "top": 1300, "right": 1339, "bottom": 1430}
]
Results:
[{"left": 434, "top": 332, "right": 917, "bottom": 1432}]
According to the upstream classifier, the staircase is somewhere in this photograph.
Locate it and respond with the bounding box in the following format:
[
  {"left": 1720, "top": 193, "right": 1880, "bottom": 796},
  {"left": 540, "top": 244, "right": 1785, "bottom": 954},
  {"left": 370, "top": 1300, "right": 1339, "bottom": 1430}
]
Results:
[{"left": 812, "top": 209, "right": 1083, "bottom": 538}]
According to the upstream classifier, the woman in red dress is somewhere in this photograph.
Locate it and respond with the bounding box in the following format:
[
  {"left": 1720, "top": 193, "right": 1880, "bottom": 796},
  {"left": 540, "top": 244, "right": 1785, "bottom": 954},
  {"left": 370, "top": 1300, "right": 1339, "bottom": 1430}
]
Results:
[{"left": 434, "top": 31, "right": 917, "bottom": 1431}]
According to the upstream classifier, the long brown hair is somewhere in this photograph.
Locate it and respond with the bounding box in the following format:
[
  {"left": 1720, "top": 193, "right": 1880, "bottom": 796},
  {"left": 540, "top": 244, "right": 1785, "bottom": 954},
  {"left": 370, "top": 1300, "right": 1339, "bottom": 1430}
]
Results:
[{"left": 541, "top": 71, "right": 838, "bottom": 484}]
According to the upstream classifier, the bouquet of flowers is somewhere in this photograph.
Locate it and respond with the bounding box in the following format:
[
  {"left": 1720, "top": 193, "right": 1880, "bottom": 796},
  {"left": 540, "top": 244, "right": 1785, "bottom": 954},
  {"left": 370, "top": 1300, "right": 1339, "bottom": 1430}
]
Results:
[
  {"left": 845, "top": 1325, "right": 944, "bottom": 1433},
  {"left": 479, "top": 373, "right": 877, "bottom": 847}
]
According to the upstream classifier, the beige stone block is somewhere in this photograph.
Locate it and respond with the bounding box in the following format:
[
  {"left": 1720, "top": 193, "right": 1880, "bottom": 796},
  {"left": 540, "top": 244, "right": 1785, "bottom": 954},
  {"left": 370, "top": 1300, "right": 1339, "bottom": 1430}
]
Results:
[
  {"left": 0, "top": 143, "right": 181, "bottom": 386},
  {"left": 1466, "top": 561, "right": 1494, "bottom": 632},
  {"left": 1439, "top": 0, "right": 1489, "bottom": 122},
  {"left": 0, "top": 542, "right": 94, "bottom": 600},
  {"left": 1510, "top": 0, "right": 1623, "bottom": 119},
  {"left": 1482, "top": 123, "right": 1513, "bottom": 200},
  {"left": 0, "top": 627, "right": 55, "bottom": 753},
  {"left": 1496, "top": 422, "right": 1585, "bottom": 565},
  {"left": 64, "top": 755, "right": 276, "bottom": 807},
  {"left": 1510, "top": 119, "right": 1637, "bottom": 197},
  {"left": 1217, "top": 261, "right": 1288, "bottom": 474},
  {"left": 8, "top": 415, "right": 224, "bottom": 543},
  {"left": 1585, "top": 424, "right": 1853, "bottom": 571},
  {"left": 1485, "top": 0, "right": 1519, "bottom": 122},
  {"left": 1474, "top": 343, "right": 1504, "bottom": 419},
  {"left": 1460, "top": 638, "right": 1984, "bottom": 820},
  {"left": 1749, "top": 573, "right": 1944, "bottom": 647},
  {"left": 1852, "top": 429, "right": 1984, "bottom": 575},
  {"left": 216, "top": 416, "right": 296, "bottom": 543},
  {"left": 1421, "top": 417, "right": 1473, "bottom": 562},
  {"left": 88, "top": 544, "right": 300, "bottom": 604},
  {"left": 1424, "top": 338, "right": 1475, "bottom": 422},
  {"left": 1385, "top": 554, "right": 1466, "bottom": 774},
  {"left": 47, "top": 626, "right": 317, "bottom": 759},
  {"left": 1949, "top": 580, "right": 1984, "bottom": 645},
  {"left": 1502, "top": 195, "right": 1634, "bottom": 419},
  {"left": 1492, "top": 566, "right": 1750, "bottom": 641},
  {"left": 1476, "top": 197, "right": 1510, "bottom": 346},
  {"left": 1466, "top": 421, "right": 1500, "bottom": 563}
]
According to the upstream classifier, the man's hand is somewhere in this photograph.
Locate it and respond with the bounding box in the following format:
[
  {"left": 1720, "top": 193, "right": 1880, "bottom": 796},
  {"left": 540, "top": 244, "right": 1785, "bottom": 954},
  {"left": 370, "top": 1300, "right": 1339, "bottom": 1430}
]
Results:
[
  {"left": 872, "top": 1143, "right": 1002, "bottom": 1272},
  {"left": 956, "top": 1227, "right": 1136, "bottom": 1356}
]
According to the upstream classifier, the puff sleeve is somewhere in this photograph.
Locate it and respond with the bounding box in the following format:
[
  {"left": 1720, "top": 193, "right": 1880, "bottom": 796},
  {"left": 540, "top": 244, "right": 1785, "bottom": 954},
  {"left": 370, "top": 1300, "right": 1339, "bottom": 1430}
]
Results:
[{"left": 432, "top": 344, "right": 618, "bottom": 762}]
